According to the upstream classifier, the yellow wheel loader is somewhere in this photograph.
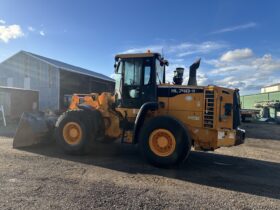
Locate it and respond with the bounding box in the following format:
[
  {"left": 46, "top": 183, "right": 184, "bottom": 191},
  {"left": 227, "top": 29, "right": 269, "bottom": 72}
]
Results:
[{"left": 13, "top": 52, "right": 245, "bottom": 167}]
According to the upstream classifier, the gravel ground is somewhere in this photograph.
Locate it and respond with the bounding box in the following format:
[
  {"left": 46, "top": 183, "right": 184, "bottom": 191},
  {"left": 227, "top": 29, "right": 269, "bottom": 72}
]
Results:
[{"left": 0, "top": 122, "right": 280, "bottom": 209}]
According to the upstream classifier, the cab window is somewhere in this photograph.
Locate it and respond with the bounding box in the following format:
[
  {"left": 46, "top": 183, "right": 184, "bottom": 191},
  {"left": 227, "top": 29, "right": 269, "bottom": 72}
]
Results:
[
  {"left": 143, "top": 58, "right": 152, "bottom": 85},
  {"left": 156, "top": 59, "right": 164, "bottom": 84},
  {"left": 124, "top": 59, "right": 142, "bottom": 86},
  {"left": 144, "top": 66, "right": 151, "bottom": 85}
]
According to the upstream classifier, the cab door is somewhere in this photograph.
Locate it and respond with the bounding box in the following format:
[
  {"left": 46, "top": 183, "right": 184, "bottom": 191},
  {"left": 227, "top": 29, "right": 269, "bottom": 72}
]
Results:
[
  {"left": 121, "top": 57, "right": 156, "bottom": 108},
  {"left": 141, "top": 57, "right": 156, "bottom": 105}
]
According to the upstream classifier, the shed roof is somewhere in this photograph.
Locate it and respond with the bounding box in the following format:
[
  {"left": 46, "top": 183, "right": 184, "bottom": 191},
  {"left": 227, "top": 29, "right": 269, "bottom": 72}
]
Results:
[
  {"left": 20, "top": 51, "right": 114, "bottom": 82},
  {"left": 262, "top": 83, "right": 280, "bottom": 88}
]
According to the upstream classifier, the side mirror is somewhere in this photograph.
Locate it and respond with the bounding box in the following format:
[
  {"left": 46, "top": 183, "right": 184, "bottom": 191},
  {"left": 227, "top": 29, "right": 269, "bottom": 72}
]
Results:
[
  {"left": 160, "top": 60, "right": 169, "bottom": 66},
  {"left": 114, "top": 63, "right": 117, "bottom": 73}
]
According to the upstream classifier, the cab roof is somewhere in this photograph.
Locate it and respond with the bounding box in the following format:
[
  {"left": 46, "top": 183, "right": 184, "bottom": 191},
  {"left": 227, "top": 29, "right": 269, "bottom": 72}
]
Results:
[{"left": 115, "top": 52, "right": 161, "bottom": 60}]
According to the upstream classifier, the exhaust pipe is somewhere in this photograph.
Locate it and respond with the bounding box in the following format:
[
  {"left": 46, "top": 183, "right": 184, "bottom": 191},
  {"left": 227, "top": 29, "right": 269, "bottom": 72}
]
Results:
[{"left": 187, "top": 58, "right": 201, "bottom": 86}]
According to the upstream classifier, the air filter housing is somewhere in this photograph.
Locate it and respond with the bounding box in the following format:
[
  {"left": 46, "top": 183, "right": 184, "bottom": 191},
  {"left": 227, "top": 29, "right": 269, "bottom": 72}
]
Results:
[
  {"left": 187, "top": 58, "right": 201, "bottom": 86},
  {"left": 173, "top": 67, "right": 184, "bottom": 85}
]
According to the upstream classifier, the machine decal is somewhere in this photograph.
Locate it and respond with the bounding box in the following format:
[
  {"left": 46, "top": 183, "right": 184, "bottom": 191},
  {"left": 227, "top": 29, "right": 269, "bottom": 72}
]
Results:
[
  {"left": 185, "top": 96, "right": 193, "bottom": 101},
  {"left": 218, "top": 131, "right": 225, "bottom": 139},
  {"left": 157, "top": 87, "right": 203, "bottom": 97},
  {"left": 187, "top": 116, "right": 200, "bottom": 121}
]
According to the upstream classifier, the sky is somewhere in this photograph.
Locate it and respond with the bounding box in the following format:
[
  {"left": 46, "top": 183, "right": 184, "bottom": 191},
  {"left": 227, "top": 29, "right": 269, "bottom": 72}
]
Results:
[{"left": 0, "top": 0, "right": 280, "bottom": 95}]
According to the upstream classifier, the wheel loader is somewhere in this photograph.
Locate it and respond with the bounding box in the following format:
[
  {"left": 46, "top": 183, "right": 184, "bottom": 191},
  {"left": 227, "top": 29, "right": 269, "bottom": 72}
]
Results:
[{"left": 13, "top": 52, "right": 245, "bottom": 167}]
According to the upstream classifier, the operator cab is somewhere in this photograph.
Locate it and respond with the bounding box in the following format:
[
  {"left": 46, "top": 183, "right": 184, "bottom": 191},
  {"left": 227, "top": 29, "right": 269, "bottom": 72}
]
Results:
[{"left": 114, "top": 53, "right": 168, "bottom": 108}]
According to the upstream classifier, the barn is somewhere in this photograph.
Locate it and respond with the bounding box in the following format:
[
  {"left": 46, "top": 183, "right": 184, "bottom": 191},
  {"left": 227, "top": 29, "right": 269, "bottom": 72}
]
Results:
[{"left": 0, "top": 51, "right": 115, "bottom": 112}]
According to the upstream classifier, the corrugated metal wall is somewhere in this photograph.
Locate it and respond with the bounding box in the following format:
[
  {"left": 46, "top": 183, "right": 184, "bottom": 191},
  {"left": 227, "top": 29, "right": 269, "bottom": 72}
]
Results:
[
  {"left": 0, "top": 87, "right": 39, "bottom": 119},
  {"left": 0, "top": 51, "right": 115, "bottom": 112},
  {"left": 59, "top": 70, "right": 115, "bottom": 110},
  {"left": 241, "top": 91, "right": 280, "bottom": 117},
  {"left": 0, "top": 52, "right": 59, "bottom": 111}
]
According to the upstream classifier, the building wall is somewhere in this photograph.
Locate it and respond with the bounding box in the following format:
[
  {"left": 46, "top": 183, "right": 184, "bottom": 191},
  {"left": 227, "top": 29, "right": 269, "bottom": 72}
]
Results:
[
  {"left": 261, "top": 84, "right": 280, "bottom": 93},
  {"left": 240, "top": 91, "right": 280, "bottom": 118},
  {"left": 0, "top": 52, "right": 59, "bottom": 111},
  {"left": 59, "top": 70, "right": 115, "bottom": 110},
  {"left": 0, "top": 87, "right": 39, "bottom": 119},
  {"left": 0, "top": 51, "right": 115, "bottom": 112}
]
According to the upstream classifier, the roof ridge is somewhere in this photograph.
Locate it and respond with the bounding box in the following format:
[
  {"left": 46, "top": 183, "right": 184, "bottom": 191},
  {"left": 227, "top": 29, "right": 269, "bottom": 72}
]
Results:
[
  {"left": 22, "top": 51, "right": 114, "bottom": 82},
  {"left": 25, "top": 51, "right": 80, "bottom": 69},
  {"left": 263, "top": 83, "right": 280, "bottom": 88}
]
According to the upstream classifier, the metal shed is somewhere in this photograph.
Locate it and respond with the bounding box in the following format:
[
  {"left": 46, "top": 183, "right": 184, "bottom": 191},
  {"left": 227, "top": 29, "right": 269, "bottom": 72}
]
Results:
[
  {"left": 0, "top": 86, "right": 39, "bottom": 120},
  {"left": 0, "top": 51, "right": 115, "bottom": 112}
]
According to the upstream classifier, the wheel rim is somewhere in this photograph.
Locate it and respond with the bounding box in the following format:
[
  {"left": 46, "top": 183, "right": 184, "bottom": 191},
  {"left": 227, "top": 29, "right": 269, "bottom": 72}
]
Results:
[
  {"left": 63, "top": 122, "right": 82, "bottom": 145},
  {"left": 148, "top": 129, "right": 176, "bottom": 157}
]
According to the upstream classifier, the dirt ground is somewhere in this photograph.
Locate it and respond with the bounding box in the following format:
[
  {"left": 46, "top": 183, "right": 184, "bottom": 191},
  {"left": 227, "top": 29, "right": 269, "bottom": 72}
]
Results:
[{"left": 0, "top": 122, "right": 280, "bottom": 209}]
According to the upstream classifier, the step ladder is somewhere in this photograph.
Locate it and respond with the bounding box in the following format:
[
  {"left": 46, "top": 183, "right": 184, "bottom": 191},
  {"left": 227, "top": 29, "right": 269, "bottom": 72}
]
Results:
[{"left": 204, "top": 90, "right": 215, "bottom": 128}]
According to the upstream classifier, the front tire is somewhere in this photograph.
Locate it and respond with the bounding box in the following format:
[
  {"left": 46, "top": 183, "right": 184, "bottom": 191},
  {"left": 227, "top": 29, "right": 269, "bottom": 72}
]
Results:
[
  {"left": 139, "top": 116, "right": 191, "bottom": 167},
  {"left": 55, "top": 110, "right": 93, "bottom": 155}
]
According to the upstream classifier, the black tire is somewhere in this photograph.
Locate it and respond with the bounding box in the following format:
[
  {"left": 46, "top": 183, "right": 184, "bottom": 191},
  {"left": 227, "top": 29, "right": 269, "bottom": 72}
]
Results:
[
  {"left": 241, "top": 115, "right": 245, "bottom": 122},
  {"left": 55, "top": 110, "right": 102, "bottom": 155},
  {"left": 139, "top": 116, "right": 191, "bottom": 167}
]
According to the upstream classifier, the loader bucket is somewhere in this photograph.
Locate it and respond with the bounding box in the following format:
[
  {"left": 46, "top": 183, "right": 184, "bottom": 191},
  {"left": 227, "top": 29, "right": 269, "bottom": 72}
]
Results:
[{"left": 13, "top": 112, "right": 57, "bottom": 148}]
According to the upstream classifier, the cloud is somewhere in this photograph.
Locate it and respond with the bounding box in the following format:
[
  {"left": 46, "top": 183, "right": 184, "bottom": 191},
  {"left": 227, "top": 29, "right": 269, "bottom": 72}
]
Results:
[
  {"left": 167, "top": 48, "right": 280, "bottom": 94},
  {"left": 121, "top": 45, "right": 163, "bottom": 54},
  {"left": 28, "top": 26, "right": 35, "bottom": 32},
  {"left": 175, "top": 41, "right": 227, "bottom": 57},
  {"left": 39, "top": 30, "right": 45, "bottom": 36},
  {"left": 164, "top": 63, "right": 186, "bottom": 84},
  {"left": 220, "top": 48, "right": 253, "bottom": 62},
  {"left": 0, "top": 24, "right": 24, "bottom": 43},
  {"left": 208, "top": 49, "right": 280, "bottom": 94},
  {"left": 185, "top": 71, "right": 211, "bottom": 86},
  {"left": 0, "top": 19, "right": 5, "bottom": 24},
  {"left": 28, "top": 26, "right": 46, "bottom": 37},
  {"left": 211, "top": 22, "right": 257, "bottom": 34},
  {"left": 211, "top": 50, "right": 280, "bottom": 75},
  {"left": 215, "top": 76, "right": 247, "bottom": 89},
  {"left": 121, "top": 41, "right": 227, "bottom": 57},
  {"left": 163, "top": 61, "right": 211, "bottom": 86},
  {"left": 119, "top": 43, "right": 280, "bottom": 94},
  {"left": 120, "top": 41, "right": 228, "bottom": 88}
]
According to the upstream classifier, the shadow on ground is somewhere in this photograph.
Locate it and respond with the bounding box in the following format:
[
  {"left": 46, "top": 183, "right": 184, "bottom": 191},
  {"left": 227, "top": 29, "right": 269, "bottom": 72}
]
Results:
[
  {"left": 18, "top": 141, "right": 280, "bottom": 200},
  {"left": 241, "top": 122, "right": 280, "bottom": 140}
]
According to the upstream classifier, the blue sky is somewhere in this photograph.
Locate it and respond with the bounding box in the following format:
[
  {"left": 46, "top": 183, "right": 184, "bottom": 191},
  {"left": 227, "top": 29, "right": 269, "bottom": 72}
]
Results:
[{"left": 1, "top": 0, "right": 280, "bottom": 95}]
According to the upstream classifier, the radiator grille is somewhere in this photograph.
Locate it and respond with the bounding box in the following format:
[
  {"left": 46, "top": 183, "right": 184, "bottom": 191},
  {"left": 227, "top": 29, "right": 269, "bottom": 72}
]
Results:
[{"left": 204, "top": 90, "right": 215, "bottom": 128}]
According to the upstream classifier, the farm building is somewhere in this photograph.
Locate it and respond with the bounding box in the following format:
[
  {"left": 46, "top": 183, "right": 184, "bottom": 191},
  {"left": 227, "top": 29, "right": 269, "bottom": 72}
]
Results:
[
  {"left": 261, "top": 83, "right": 280, "bottom": 93},
  {"left": 241, "top": 84, "right": 280, "bottom": 119},
  {"left": 0, "top": 51, "right": 115, "bottom": 112}
]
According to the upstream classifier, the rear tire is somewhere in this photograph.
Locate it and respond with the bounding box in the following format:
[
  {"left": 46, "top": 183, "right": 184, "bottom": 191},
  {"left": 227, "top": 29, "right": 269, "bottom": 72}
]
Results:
[
  {"left": 139, "top": 116, "right": 191, "bottom": 167},
  {"left": 55, "top": 110, "right": 97, "bottom": 155}
]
